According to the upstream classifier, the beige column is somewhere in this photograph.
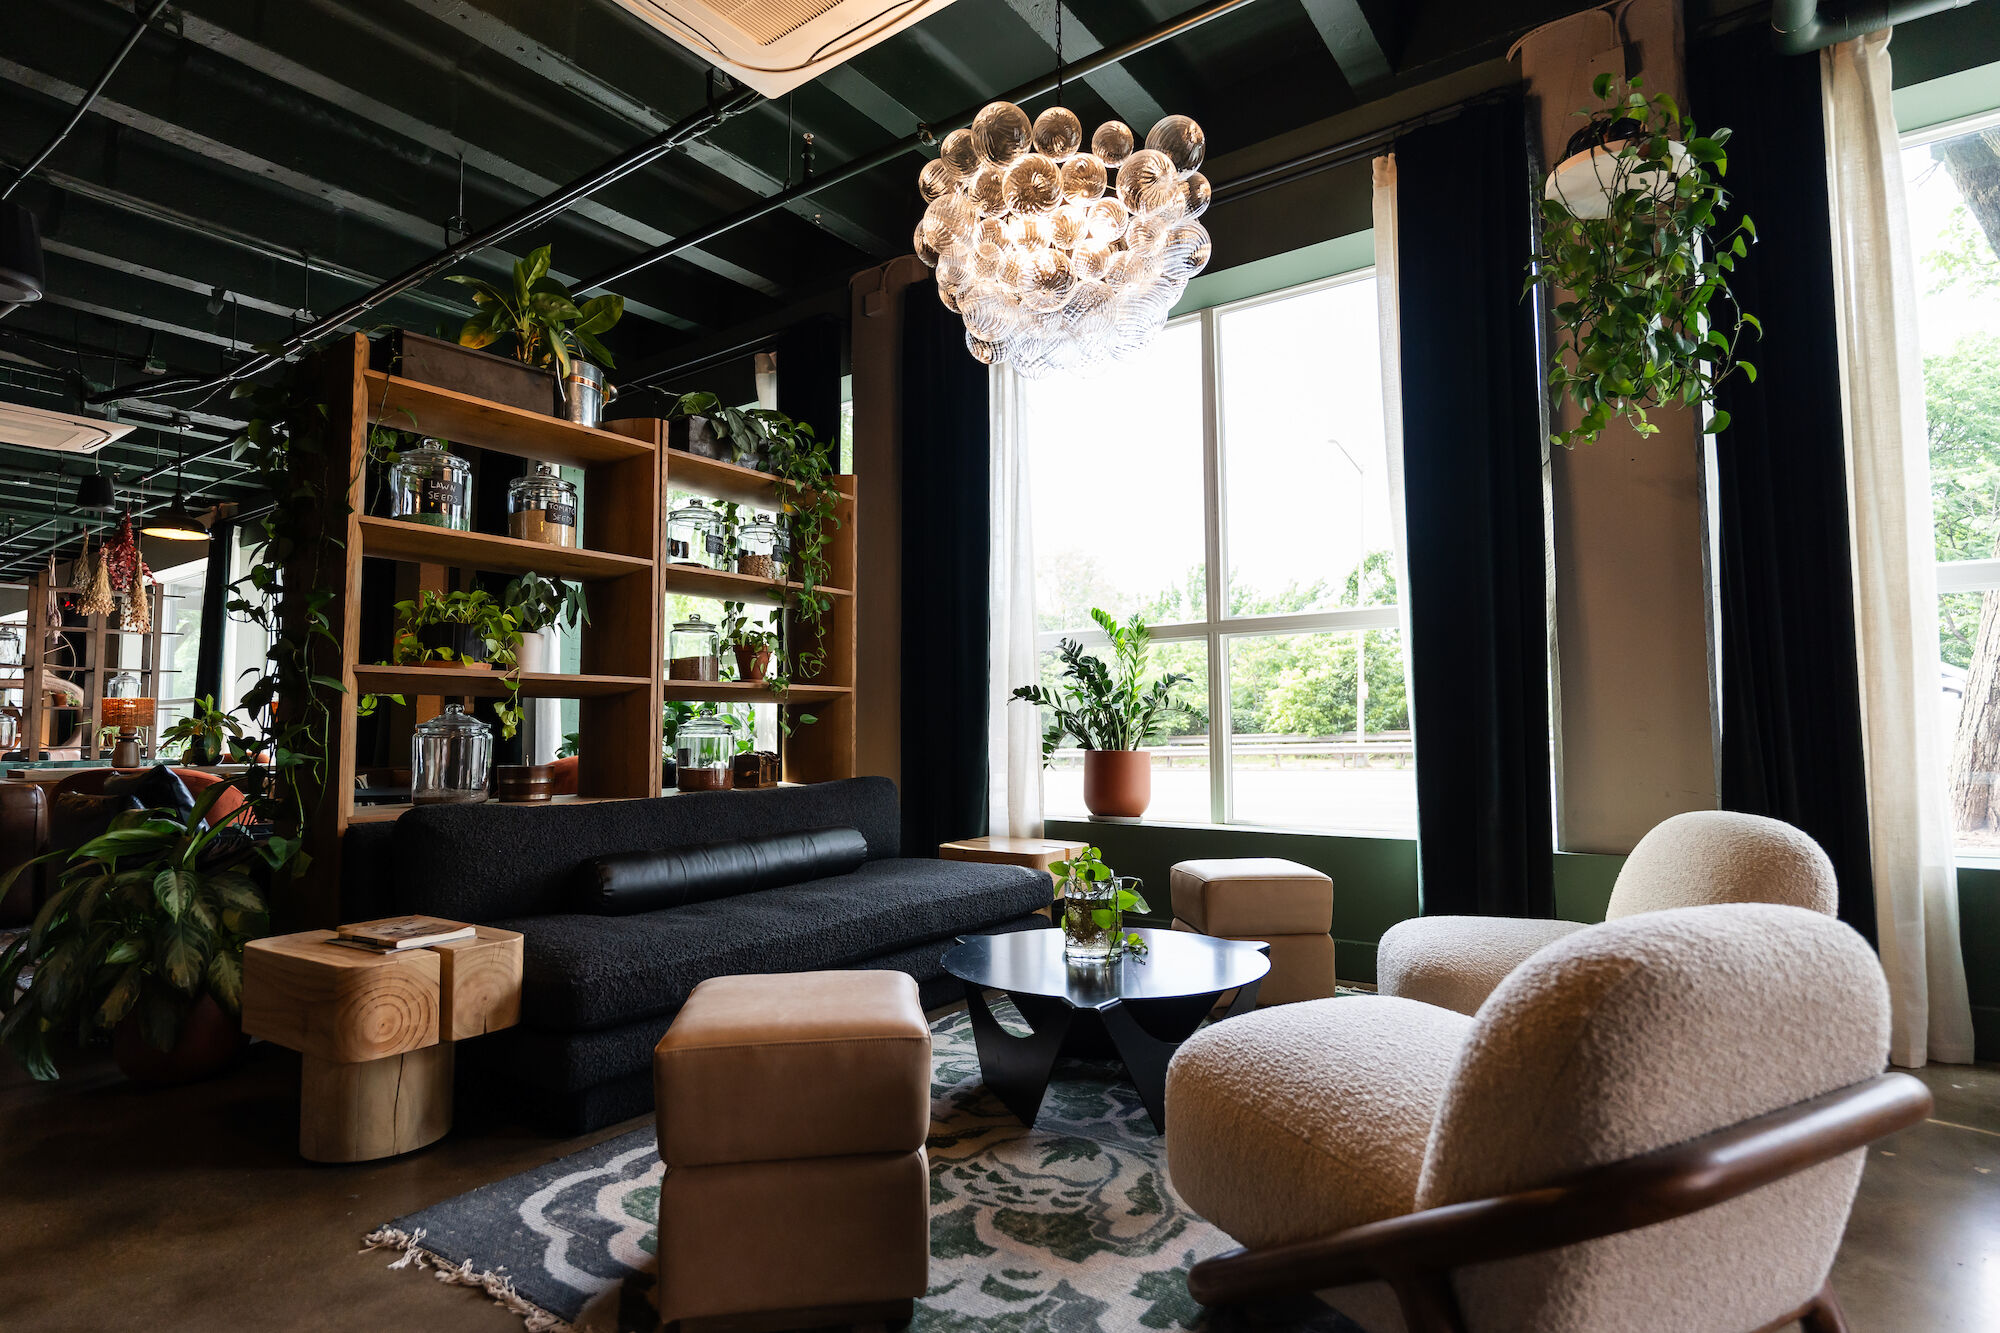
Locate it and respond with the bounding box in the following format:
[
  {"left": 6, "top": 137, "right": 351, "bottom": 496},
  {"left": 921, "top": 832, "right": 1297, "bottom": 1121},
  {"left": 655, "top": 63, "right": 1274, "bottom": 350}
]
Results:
[{"left": 1517, "top": 0, "right": 1720, "bottom": 854}]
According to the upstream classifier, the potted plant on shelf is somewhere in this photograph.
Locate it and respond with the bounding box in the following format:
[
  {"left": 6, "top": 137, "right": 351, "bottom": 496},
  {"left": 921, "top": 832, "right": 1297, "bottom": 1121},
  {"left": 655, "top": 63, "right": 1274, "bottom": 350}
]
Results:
[
  {"left": 391, "top": 588, "right": 518, "bottom": 670},
  {"left": 502, "top": 573, "right": 588, "bottom": 674},
  {"left": 0, "top": 784, "right": 273, "bottom": 1084},
  {"left": 665, "top": 392, "right": 780, "bottom": 468},
  {"left": 1010, "top": 608, "right": 1192, "bottom": 820},
  {"left": 1530, "top": 74, "right": 1758, "bottom": 447},
  {"left": 449, "top": 244, "right": 626, "bottom": 427},
  {"left": 157, "top": 695, "right": 248, "bottom": 767},
  {"left": 720, "top": 600, "right": 779, "bottom": 684}
]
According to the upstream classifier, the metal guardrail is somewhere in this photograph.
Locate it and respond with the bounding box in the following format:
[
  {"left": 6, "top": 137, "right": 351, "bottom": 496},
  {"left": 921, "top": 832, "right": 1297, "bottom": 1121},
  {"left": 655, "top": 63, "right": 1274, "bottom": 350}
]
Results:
[{"left": 1050, "top": 735, "right": 1416, "bottom": 770}]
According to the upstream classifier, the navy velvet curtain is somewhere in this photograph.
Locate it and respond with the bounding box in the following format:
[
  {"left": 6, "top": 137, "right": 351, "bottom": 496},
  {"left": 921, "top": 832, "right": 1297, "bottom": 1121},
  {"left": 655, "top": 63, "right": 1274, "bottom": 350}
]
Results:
[
  {"left": 1690, "top": 27, "right": 1877, "bottom": 941},
  {"left": 899, "top": 279, "right": 990, "bottom": 853},
  {"left": 1395, "top": 91, "right": 1557, "bottom": 918}
]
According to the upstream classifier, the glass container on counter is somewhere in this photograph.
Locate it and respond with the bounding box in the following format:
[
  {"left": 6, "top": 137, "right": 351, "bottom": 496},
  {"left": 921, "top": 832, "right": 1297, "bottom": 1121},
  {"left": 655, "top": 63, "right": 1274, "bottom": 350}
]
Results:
[
  {"left": 734, "top": 514, "right": 789, "bottom": 581},
  {"left": 411, "top": 703, "right": 492, "bottom": 805},
  {"left": 665, "top": 498, "right": 724, "bottom": 568},
  {"left": 389, "top": 440, "right": 472, "bottom": 531},
  {"left": 668, "top": 615, "right": 720, "bottom": 681},
  {"left": 508, "top": 463, "right": 578, "bottom": 547},
  {"left": 673, "top": 710, "right": 735, "bottom": 791}
]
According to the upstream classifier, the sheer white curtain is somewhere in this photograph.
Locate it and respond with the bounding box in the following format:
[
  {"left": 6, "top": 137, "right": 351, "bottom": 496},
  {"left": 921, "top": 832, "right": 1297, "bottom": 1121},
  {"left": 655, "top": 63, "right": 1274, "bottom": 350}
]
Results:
[
  {"left": 1823, "top": 29, "right": 1975, "bottom": 1066},
  {"left": 988, "top": 362, "right": 1043, "bottom": 837},
  {"left": 1372, "top": 155, "right": 1416, "bottom": 713}
]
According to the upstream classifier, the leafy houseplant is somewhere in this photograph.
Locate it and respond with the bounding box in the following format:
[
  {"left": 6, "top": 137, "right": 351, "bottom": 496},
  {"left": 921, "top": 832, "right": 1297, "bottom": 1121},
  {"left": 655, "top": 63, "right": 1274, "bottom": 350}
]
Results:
[
  {"left": 0, "top": 784, "right": 273, "bottom": 1082},
  {"left": 1049, "top": 846, "right": 1150, "bottom": 962},
  {"left": 1531, "top": 75, "right": 1759, "bottom": 447},
  {"left": 502, "top": 573, "right": 587, "bottom": 674},
  {"left": 451, "top": 244, "right": 624, "bottom": 379},
  {"left": 158, "top": 695, "right": 249, "bottom": 767},
  {"left": 1010, "top": 608, "right": 1192, "bottom": 819},
  {"left": 720, "top": 600, "right": 779, "bottom": 683},
  {"left": 390, "top": 589, "right": 524, "bottom": 739}
]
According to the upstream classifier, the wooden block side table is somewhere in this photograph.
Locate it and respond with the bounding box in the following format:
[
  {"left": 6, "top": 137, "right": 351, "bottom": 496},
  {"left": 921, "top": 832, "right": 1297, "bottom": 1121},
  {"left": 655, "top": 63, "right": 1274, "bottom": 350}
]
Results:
[
  {"left": 939, "top": 836, "right": 1086, "bottom": 920},
  {"left": 244, "top": 923, "right": 523, "bottom": 1163}
]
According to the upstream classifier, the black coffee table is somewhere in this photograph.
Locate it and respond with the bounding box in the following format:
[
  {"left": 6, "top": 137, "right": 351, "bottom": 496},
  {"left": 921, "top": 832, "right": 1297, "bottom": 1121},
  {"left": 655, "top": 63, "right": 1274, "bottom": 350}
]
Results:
[{"left": 941, "top": 927, "right": 1270, "bottom": 1133}]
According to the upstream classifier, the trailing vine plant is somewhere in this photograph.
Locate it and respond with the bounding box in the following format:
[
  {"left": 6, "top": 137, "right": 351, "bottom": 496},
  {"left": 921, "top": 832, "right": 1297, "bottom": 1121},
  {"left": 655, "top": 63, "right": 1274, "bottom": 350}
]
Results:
[{"left": 1529, "top": 74, "right": 1760, "bottom": 447}]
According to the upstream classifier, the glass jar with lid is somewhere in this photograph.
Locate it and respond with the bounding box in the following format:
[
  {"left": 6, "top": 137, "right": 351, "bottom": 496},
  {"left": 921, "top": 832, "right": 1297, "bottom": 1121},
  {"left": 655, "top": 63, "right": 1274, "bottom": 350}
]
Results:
[
  {"left": 668, "top": 615, "right": 720, "bottom": 681},
  {"left": 665, "top": 498, "right": 724, "bottom": 567},
  {"left": 734, "top": 514, "right": 790, "bottom": 581},
  {"left": 507, "top": 463, "right": 578, "bottom": 547},
  {"left": 673, "top": 710, "right": 735, "bottom": 791},
  {"left": 411, "top": 703, "right": 492, "bottom": 805},
  {"left": 389, "top": 439, "right": 472, "bottom": 530},
  {"left": 0, "top": 625, "right": 21, "bottom": 667}
]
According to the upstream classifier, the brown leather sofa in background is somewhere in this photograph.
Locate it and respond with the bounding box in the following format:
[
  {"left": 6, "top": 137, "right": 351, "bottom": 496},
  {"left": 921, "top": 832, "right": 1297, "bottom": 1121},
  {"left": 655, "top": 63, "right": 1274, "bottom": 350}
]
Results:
[{"left": 0, "top": 769, "right": 249, "bottom": 926}]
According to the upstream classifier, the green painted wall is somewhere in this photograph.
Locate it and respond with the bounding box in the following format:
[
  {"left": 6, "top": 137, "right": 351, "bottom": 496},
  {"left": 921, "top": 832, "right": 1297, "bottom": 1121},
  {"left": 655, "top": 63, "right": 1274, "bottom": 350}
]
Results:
[{"left": 1051, "top": 818, "right": 2000, "bottom": 1058}]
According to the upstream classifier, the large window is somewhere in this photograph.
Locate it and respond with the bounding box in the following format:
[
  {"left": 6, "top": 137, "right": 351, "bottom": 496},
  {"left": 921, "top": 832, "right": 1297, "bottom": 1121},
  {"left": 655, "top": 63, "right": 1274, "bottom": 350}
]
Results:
[
  {"left": 1908, "top": 109, "right": 2000, "bottom": 851},
  {"left": 1024, "top": 270, "right": 1414, "bottom": 834}
]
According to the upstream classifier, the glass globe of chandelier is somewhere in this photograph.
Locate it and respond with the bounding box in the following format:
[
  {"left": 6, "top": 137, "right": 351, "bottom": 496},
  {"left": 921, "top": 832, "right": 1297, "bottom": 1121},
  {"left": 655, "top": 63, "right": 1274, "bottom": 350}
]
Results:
[{"left": 915, "top": 101, "right": 1212, "bottom": 378}]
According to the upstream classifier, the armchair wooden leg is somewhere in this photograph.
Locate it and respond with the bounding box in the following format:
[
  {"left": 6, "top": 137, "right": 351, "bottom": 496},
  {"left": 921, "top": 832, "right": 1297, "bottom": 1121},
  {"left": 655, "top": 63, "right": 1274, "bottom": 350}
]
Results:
[{"left": 1798, "top": 1282, "right": 1848, "bottom": 1333}]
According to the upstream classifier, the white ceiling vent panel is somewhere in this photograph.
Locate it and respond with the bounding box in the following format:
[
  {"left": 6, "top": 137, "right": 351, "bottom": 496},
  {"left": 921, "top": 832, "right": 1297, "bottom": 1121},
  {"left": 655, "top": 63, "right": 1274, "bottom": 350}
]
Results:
[
  {"left": 0, "top": 402, "right": 134, "bottom": 454},
  {"left": 611, "top": 0, "right": 958, "bottom": 96}
]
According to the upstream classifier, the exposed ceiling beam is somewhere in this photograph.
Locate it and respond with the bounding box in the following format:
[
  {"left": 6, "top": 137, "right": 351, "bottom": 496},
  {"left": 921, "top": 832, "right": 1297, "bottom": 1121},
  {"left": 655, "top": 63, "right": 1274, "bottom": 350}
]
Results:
[
  {"left": 387, "top": 0, "right": 902, "bottom": 258},
  {"left": 1296, "top": 0, "right": 1393, "bottom": 90},
  {"left": 157, "top": 1, "right": 789, "bottom": 303},
  {"left": 0, "top": 53, "right": 701, "bottom": 333},
  {"left": 997, "top": 0, "right": 1169, "bottom": 130},
  {"left": 814, "top": 65, "right": 922, "bottom": 138}
]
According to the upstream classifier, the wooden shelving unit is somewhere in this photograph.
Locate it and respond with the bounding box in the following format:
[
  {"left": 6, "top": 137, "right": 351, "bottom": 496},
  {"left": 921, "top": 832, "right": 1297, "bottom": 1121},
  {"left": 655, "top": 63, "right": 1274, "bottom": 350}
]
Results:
[
  {"left": 647, "top": 425, "right": 859, "bottom": 785},
  {"left": 292, "top": 335, "right": 663, "bottom": 924}
]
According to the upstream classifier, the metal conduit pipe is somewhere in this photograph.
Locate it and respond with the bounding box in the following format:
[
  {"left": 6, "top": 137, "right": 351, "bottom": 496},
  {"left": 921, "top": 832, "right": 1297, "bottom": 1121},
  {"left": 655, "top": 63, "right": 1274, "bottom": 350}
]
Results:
[
  {"left": 1772, "top": 0, "right": 1977, "bottom": 53},
  {"left": 90, "top": 85, "right": 765, "bottom": 407},
  {"left": 579, "top": 0, "right": 1267, "bottom": 295}
]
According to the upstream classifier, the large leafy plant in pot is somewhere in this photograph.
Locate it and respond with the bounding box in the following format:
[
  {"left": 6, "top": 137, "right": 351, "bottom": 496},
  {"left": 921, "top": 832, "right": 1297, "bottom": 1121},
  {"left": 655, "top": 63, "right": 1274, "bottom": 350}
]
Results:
[
  {"left": 450, "top": 244, "right": 623, "bottom": 380},
  {"left": 0, "top": 784, "right": 272, "bottom": 1083},
  {"left": 1531, "top": 75, "right": 1758, "bottom": 447},
  {"left": 1010, "top": 608, "right": 1192, "bottom": 819}
]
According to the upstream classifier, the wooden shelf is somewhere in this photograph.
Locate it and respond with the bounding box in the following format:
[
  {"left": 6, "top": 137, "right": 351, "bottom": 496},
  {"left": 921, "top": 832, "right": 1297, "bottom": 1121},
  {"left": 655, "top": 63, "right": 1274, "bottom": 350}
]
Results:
[
  {"left": 348, "top": 794, "right": 640, "bottom": 824},
  {"left": 360, "top": 516, "right": 650, "bottom": 580},
  {"left": 363, "top": 371, "right": 655, "bottom": 469},
  {"left": 660, "top": 680, "right": 852, "bottom": 703},
  {"left": 664, "top": 450, "right": 856, "bottom": 509},
  {"left": 663, "top": 563, "right": 852, "bottom": 603},
  {"left": 354, "top": 664, "right": 650, "bottom": 699}
]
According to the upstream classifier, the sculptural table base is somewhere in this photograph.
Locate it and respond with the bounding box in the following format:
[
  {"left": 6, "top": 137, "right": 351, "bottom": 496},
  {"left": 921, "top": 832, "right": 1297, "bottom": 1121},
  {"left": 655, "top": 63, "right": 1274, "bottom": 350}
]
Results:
[{"left": 961, "top": 964, "right": 1264, "bottom": 1134}]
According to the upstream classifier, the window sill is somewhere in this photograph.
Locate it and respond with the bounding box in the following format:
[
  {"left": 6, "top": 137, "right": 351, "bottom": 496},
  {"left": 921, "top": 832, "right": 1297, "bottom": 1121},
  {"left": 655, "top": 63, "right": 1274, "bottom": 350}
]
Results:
[{"left": 1044, "top": 815, "right": 1416, "bottom": 843}]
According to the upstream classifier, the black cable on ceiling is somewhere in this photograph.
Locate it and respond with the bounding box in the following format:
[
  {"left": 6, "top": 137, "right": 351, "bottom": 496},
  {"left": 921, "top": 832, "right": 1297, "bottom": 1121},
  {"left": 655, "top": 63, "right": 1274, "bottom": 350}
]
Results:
[{"left": 2, "top": 0, "right": 175, "bottom": 202}]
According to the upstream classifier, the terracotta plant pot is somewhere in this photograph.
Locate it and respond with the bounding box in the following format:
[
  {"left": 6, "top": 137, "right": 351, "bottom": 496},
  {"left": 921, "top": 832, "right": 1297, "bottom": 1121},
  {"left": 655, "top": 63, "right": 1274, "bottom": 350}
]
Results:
[
  {"left": 111, "top": 992, "right": 248, "bottom": 1086},
  {"left": 1083, "top": 749, "right": 1152, "bottom": 819},
  {"left": 733, "top": 645, "right": 771, "bottom": 683}
]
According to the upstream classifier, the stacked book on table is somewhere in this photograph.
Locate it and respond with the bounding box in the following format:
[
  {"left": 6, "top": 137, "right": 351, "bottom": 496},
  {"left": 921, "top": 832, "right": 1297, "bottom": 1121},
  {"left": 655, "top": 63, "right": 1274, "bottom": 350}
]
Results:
[{"left": 326, "top": 916, "right": 474, "bottom": 953}]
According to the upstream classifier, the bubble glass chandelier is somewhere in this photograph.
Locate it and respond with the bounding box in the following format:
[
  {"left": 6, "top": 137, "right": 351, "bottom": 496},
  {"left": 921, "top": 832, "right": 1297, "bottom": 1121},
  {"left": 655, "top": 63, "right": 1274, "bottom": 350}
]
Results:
[{"left": 915, "top": 99, "right": 1212, "bottom": 378}]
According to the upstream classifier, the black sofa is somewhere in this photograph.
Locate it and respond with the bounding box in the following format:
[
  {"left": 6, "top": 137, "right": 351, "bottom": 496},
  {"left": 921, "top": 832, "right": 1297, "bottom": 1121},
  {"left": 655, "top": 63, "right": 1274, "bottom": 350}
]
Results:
[{"left": 341, "top": 777, "right": 1051, "bottom": 1131}]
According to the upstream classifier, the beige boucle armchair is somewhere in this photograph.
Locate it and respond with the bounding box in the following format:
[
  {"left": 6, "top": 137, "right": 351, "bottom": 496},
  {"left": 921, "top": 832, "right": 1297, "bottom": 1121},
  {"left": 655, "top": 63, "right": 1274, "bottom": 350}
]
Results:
[
  {"left": 1164, "top": 903, "right": 1927, "bottom": 1333},
  {"left": 1376, "top": 810, "right": 1838, "bottom": 1015}
]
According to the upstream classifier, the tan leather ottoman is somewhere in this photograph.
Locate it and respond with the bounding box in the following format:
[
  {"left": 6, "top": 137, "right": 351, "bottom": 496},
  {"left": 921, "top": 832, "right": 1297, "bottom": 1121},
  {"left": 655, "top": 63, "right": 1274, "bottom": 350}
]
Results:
[
  {"left": 1170, "top": 858, "right": 1336, "bottom": 1006},
  {"left": 652, "top": 971, "right": 932, "bottom": 1332}
]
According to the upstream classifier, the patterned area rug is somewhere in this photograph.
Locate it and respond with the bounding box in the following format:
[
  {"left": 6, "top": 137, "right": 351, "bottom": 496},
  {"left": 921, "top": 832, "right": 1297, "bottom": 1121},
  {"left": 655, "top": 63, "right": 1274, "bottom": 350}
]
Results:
[{"left": 367, "top": 1006, "right": 1360, "bottom": 1333}]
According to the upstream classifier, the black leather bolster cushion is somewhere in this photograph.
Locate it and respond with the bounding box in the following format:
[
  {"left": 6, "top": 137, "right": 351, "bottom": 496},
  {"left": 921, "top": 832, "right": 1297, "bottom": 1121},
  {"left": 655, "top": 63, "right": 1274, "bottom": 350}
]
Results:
[{"left": 578, "top": 825, "right": 869, "bottom": 915}]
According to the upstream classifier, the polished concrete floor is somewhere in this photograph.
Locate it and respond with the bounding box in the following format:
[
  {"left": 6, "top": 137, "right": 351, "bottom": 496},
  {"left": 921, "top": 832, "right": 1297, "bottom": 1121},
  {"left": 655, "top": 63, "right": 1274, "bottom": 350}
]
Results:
[{"left": 1, "top": 1044, "right": 1995, "bottom": 1332}]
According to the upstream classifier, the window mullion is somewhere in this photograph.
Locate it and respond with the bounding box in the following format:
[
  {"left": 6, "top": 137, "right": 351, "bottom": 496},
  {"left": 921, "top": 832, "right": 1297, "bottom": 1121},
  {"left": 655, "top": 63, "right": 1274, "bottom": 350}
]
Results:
[{"left": 1201, "top": 306, "right": 1229, "bottom": 825}]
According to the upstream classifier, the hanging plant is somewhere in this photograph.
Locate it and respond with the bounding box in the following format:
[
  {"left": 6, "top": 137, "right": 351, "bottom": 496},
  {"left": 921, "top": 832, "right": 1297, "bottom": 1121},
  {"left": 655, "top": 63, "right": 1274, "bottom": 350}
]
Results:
[
  {"left": 120, "top": 579, "right": 153, "bottom": 634},
  {"left": 78, "top": 530, "right": 115, "bottom": 618},
  {"left": 1529, "top": 74, "right": 1760, "bottom": 448}
]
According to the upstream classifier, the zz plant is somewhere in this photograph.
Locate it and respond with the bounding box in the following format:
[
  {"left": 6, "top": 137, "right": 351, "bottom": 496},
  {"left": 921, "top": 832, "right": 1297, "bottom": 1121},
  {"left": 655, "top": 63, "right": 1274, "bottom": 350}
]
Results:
[
  {"left": 1011, "top": 608, "right": 1192, "bottom": 760},
  {"left": 1530, "top": 74, "right": 1759, "bottom": 447}
]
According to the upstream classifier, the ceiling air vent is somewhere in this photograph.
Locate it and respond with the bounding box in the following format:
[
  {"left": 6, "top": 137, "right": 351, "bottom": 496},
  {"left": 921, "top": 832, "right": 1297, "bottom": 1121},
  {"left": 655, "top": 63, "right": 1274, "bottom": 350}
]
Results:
[
  {"left": 610, "top": 0, "right": 958, "bottom": 96},
  {"left": 0, "top": 402, "right": 135, "bottom": 454}
]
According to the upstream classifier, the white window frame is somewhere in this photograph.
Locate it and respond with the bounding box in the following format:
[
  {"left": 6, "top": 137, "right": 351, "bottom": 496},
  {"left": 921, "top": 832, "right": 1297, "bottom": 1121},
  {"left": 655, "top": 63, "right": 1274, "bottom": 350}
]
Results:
[{"left": 1034, "top": 266, "right": 1403, "bottom": 828}]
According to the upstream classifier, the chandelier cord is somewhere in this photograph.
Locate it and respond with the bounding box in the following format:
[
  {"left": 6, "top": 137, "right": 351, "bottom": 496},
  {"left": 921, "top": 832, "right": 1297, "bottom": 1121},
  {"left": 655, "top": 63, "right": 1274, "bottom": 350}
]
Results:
[{"left": 1055, "top": 3, "right": 1065, "bottom": 107}]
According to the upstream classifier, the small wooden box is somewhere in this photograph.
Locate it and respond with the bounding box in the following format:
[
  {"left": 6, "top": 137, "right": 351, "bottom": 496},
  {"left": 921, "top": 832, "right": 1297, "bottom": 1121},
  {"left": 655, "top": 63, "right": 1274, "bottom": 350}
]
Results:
[
  {"left": 370, "top": 329, "right": 555, "bottom": 417},
  {"left": 732, "top": 750, "right": 781, "bottom": 788}
]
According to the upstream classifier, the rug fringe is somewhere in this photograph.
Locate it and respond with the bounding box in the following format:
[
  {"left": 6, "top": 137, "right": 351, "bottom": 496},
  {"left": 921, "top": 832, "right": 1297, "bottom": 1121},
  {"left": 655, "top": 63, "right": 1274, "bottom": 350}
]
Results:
[{"left": 363, "top": 1226, "right": 575, "bottom": 1333}]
